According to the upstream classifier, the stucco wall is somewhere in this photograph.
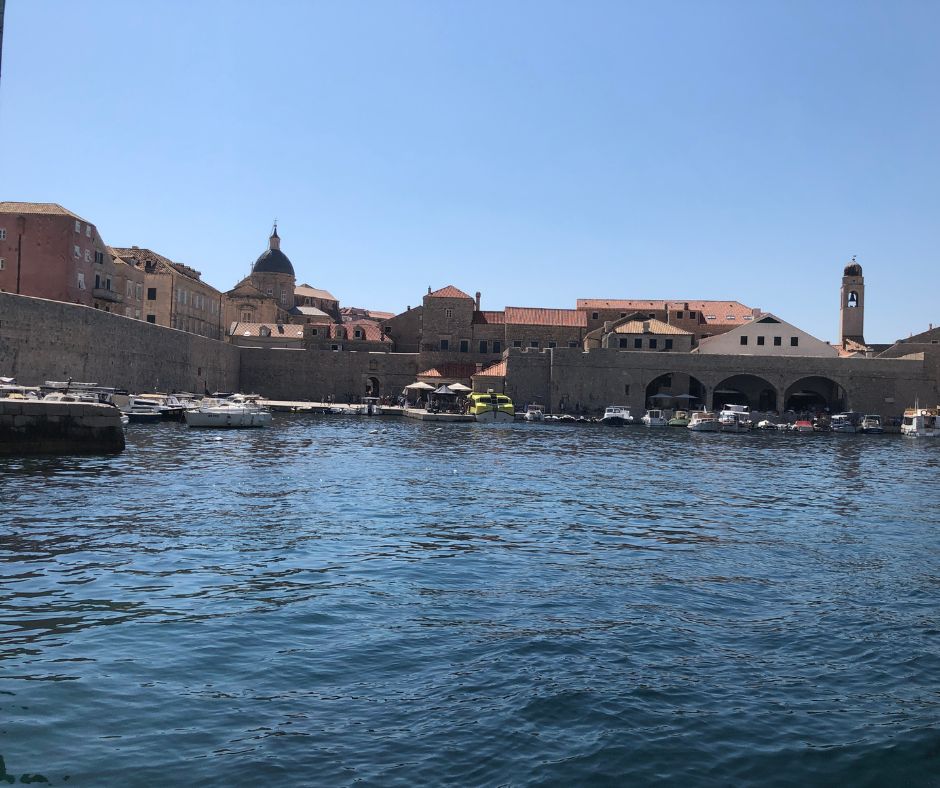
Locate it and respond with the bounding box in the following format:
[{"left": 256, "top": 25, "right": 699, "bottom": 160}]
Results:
[{"left": 0, "top": 292, "right": 239, "bottom": 393}]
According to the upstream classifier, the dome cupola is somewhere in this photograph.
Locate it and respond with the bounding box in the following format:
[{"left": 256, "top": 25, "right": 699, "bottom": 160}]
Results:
[{"left": 252, "top": 224, "right": 295, "bottom": 276}]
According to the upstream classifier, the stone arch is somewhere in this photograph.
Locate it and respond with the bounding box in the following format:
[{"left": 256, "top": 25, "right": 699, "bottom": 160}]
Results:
[
  {"left": 712, "top": 374, "right": 778, "bottom": 412},
  {"left": 783, "top": 376, "right": 846, "bottom": 414},
  {"left": 365, "top": 376, "right": 381, "bottom": 396},
  {"left": 644, "top": 372, "right": 707, "bottom": 410}
]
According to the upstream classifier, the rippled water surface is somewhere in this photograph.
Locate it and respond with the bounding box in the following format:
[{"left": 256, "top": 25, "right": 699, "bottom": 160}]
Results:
[{"left": 2, "top": 417, "right": 939, "bottom": 786}]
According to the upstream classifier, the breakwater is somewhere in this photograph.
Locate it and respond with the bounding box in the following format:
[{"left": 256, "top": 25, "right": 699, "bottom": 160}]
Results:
[{"left": 0, "top": 399, "right": 124, "bottom": 454}]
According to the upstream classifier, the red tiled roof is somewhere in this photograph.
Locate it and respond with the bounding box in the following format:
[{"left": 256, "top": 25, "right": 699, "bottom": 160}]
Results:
[
  {"left": 417, "top": 363, "right": 479, "bottom": 379},
  {"left": 112, "top": 246, "right": 210, "bottom": 287},
  {"left": 296, "top": 283, "right": 338, "bottom": 302},
  {"left": 611, "top": 318, "right": 691, "bottom": 335},
  {"left": 230, "top": 322, "right": 304, "bottom": 339},
  {"left": 0, "top": 201, "right": 89, "bottom": 223},
  {"left": 505, "top": 307, "right": 586, "bottom": 327},
  {"left": 474, "top": 360, "right": 507, "bottom": 378},
  {"left": 576, "top": 299, "right": 756, "bottom": 325},
  {"left": 330, "top": 320, "right": 390, "bottom": 342},
  {"left": 427, "top": 285, "right": 473, "bottom": 300},
  {"left": 472, "top": 310, "right": 505, "bottom": 324}
]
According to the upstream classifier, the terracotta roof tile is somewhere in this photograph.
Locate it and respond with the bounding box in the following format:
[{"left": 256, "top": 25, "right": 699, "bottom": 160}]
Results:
[
  {"left": 505, "top": 307, "right": 586, "bottom": 327},
  {"left": 231, "top": 322, "right": 304, "bottom": 339},
  {"left": 295, "top": 283, "right": 338, "bottom": 302},
  {"left": 472, "top": 310, "right": 506, "bottom": 324},
  {"left": 611, "top": 318, "right": 691, "bottom": 336},
  {"left": 474, "top": 360, "right": 507, "bottom": 377},
  {"left": 427, "top": 285, "right": 473, "bottom": 299},
  {"left": 0, "top": 201, "right": 89, "bottom": 223},
  {"left": 112, "top": 246, "right": 211, "bottom": 287},
  {"left": 330, "top": 321, "right": 391, "bottom": 342},
  {"left": 577, "top": 299, "right": 756, "bottom": 325},
  {"left": 417, "top": 362, "right": 479, "bottom": 379}
]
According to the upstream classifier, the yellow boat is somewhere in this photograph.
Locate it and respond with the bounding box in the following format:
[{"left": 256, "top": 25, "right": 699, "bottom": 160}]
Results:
[{"left": 467, "top": 391, "right": 515, "bottom": 422}]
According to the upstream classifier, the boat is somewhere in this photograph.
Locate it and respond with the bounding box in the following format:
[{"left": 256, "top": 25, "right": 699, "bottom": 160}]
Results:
[
  {"left": 360, "top": 396, "right": 384, "bottom": 415},
  {"left": 718, "top": 404, "right": 752, "bottom": 433},
  {"left": 129, "top": 393, "right": 189, "bottom": 421},
  {"left": 523, "top": 404, "right": 545, "bottom": 422},
  {"left": 642, "top": 409, "right": 667, "bottom": 427},
  {"left": 830, "top": 413, "right": 858, "bottom": 434},
  {"left": 184, "top": 396, "right": 272, "bottom": 428},
  {"left": 901, "top": 405, "right": 940, "bottom": 438},
  {"left": 667, "top": 410, "right": 690, "bottom": 427},
  {"left": 600, "top": 405, "right": 634, "bottom": 426},
  {"left": 467, "top": 391, "right": 515, "bottom": 422},
  {"left": 756, "top": 419, "right": 779, "bottom": 430},
  {"left": 687, "top": 411, "right": 719, "bottom": 432},
  {"left": 859, "top": 414, "right": 884, "bottom": 434},
  {"left": 122, "top": 399, "right": 164, "bottom": 423},
  {"left": 791, "top": 420, "right": 815, "bottom": 433}
]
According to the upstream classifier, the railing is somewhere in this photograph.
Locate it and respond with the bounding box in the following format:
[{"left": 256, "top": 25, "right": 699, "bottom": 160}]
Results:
[{"left": 93, "top": 288, "right": 123, "bottom": 303}]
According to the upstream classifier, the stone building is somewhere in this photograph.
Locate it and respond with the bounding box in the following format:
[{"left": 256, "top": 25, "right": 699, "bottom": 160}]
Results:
[
  {"left": 223, "top": 227, "right": 295, "bottom": 328},
  {"left": 111, "top": 246, "right": 224, "bottom": 339},
  {"left": 0, "top": 202, "right": 126, "bottom": 313},
  {"left": 840, "top": 258, "right": 865, "bottom": 346},
  {"left": 304, "top": 320, "right": 392, "bottom": 353},
  {"left": 293, "top": 284, "right": 340, "bottom": 324},
  {"left": 228, "top": 322, "right": 305, "bottom": 349},
  {"left": 584, "top": 314, "right": 694, "bottom": 352},
  {"left": 694, "top": 313, "right": 839, "bottom": 357}
]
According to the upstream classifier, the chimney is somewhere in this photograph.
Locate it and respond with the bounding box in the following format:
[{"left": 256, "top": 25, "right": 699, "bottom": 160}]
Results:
[
  {"left": 643, "top": 321, "right": 650, "bottom": 333},
  {"left": 684, "top": 302, "right": 689, "bottom": 310},
  {"left": 603, "top": 321, "right": 612, "bottom": 332},
  {"left": 475, "top": 291, "right": 481, "bottom": 310}
]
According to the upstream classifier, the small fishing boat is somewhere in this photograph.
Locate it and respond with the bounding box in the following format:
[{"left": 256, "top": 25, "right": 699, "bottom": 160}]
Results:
[
  {"left": 859, "top": 414, "right": 884, "bottom": 434},
  {"left": 756, "top": 419, "right": 779, "bottom": 430},
  {"left": 642, "top": 409, "right": 667, "bottom": 427},
  {"left": 791, "top": 420, "right": 815, "bottom": 433},
  {"left": 687, "top": 411, "right": 719, "bottom": 432},
  {"left": 667, "top": 410, "right": 690, "bottom": 427},
  {"left": 600, "top": 405, "right": 634, "bottom": 426},
  {"left": 830, "top": 413, "right": 857, "bottom": 433}
]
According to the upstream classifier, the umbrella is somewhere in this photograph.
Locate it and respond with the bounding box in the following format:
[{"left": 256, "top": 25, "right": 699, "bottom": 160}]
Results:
[
  {"left": 448, "top": 382, "right": 472, "bottom": 392},
  {"left": 713, "top": 388, "right": 740, "bottom": 394},
  {"left": 405, "top": 382, "right": 434, "bottom": 390},
  {"left": 649, "top": 393, "right": 673, "bottom": 399},
  {"left": 673, "top": 393, "right": 699, "bottom": 399},
  {"left": 433, "top": 385, "right": 456, "bottom": 395}
]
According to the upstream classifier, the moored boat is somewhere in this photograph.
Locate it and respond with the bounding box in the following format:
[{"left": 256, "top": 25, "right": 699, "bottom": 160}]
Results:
[
  {"left": 718, "top": 404, "right": 752, "bottom": 433},
  {"left": 600, "top": 405, "right": 634, "bottom": 426},
  {"left": 642, "top": 409, "right": 667, "bottom": 427},
  {"left": 859, "top": 414, "right": 884, "bottom": 434},
  {"left": 901, "top": 406, "right": 939, "bottom": 438},
  {"left": 791, "top": 420, "right": 815, "bottom": 433},
  {"left": 184, "top": 397, "right": 272, "bottom": 428},
  {"left": 467, "top": 391, "right": 514, "bottom": 423},
  {"left": 830, "top": 413, "right": 858, "bottom": 433},
  {"left": 687, "top": 411, "right": 719, "bottom": 432},
  {"left": 667, "top": 410, "right": 690, "bottom": 427},
  {"left": 524, "top": 404, "right": 545, "bottom": 422}
]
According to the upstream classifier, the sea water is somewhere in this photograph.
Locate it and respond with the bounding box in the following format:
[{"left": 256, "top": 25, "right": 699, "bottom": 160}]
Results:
[{"left": 1, "top": 417, "right": 938, "bottom": 786}]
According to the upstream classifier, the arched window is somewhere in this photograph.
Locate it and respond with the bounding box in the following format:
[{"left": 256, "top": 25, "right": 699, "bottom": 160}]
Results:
[{"left": 847, "top": 291, "right": 859, "bottom": 308}]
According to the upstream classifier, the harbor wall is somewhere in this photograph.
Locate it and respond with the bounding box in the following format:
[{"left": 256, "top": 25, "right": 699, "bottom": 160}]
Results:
[
  {"left": 0, "top": 292, "right": 240, "bottom": 393},
  {"left": 0, "top": 399, "right": 125, "bottom": 454},
  {"left": 499, "top": 347, "right": 939, "bottom": 417},
  {"left": 238, "top": 347, "right": 419, "bottom": 401}
]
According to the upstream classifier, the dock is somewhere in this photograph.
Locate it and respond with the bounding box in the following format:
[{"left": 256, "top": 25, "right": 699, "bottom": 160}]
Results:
[{"left": 402, "top": 409, "right": 475, "bottom": 422}]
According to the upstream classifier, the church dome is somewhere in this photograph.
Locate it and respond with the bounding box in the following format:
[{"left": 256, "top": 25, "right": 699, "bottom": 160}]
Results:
[
  {"left": 844, "top": 261, "right": 862, "bottom": 277},
  {"left": 252, "top": 226, "right": 295, "bottom": 276}
]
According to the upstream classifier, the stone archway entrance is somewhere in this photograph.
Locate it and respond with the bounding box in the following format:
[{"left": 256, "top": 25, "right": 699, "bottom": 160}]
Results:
[
  {"left": 712, "top": 374, "right": 777, "bottom": 412},
  {"left": 365, "top": 377, "right": 381, "bottom": 397},
  {"left": 645, "top": 372, "right": 707, "bottom": 410},
  {"left": 783, "top": 376, "right": 845, "bottom": 414}
]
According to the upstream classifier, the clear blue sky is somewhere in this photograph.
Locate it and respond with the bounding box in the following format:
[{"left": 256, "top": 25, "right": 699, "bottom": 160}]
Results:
[{"left": 2, "top": 0, "right": 938, "bottom": 343}]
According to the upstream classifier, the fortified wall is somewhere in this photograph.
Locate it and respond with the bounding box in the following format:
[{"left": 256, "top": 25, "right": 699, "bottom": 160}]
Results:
[
  {"left": 497, "top": 347, "right": 939, "bottom": 418},
  {"left": 0, "top": 292, "right": 240, "bottom": 393}
]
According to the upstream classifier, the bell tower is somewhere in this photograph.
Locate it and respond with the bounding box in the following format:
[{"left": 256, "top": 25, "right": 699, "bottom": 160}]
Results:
[{"left": 839, "top": 256, "right": 865, "bottom": 346}]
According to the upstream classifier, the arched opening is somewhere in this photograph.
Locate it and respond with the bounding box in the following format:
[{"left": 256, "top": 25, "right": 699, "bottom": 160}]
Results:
[
  {"left": 645, "top": 372, "right": 707, "bottom": 410},
  {"left": 365, "top": 377, "right": 381, "bottom": 396},
  {"left": 784, "top": 376, "right": 845, "bottom": 414},
  {"left": 712, "top": 374, "right": 777, "bottom": 412}
]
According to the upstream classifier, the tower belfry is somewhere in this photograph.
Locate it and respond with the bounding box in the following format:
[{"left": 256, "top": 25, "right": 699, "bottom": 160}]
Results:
[{"left": 839, "top": 256, "right": 865, "bottom": 346}]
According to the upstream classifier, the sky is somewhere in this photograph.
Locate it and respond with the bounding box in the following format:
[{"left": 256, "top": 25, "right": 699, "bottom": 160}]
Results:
[{"left": 1, "top": 0, "right": 938, "bottom": 343}]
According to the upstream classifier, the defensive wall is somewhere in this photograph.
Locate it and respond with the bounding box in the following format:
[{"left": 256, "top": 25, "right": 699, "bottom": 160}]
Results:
[
  {"left": 0, "top": 292, "right": 240, "bottom": 393},
  {"left": 497, "top": 347, "right": 939, "bottom": 418}
]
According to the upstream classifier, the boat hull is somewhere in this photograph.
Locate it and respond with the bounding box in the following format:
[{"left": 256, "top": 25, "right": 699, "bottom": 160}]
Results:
[
  {"left": 474, "top": 409, "right": 515, "bottom": 423},
  {"left": 184, "top": 409, "right": 272, "bottom": 428},
  {"left": 600, "top": 416, "right": 632, "bottom": 426},
  {"left": 688, "top": 421, "right": 718, "bottom": 432}
]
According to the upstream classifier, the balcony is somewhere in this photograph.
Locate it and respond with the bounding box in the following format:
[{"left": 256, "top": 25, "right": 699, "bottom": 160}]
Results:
[{"left": 93, "top": 288, "right": 123, "bottom": 303}]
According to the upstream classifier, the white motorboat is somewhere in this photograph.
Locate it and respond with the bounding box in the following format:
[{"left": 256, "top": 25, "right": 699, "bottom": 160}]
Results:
[
  {"left": 756, "top": 419, "right": 779, "bottom": 430},
  {"left": 901, "top": 406, "right": 939, "bottom": 438},
  {"left": 859, "top": 414, "right": 884, "bottom": 434},
  {"left": 718, "top": 404, "right": 752, "bottom": 433},
  {"left": 687, "top": 411, "right": 719, "bottom": 432},
  {"left": 600, "top": 405, "right": 634, "bottom": 426},
  {"left": 524, "top": 404, "right": 545, "bottom": 422},
  {"left": 642, "top": 409, "right": 667, "bottom": 427},
  {"left": 184, "top": 397, "right": 272, "bottom": 428}
]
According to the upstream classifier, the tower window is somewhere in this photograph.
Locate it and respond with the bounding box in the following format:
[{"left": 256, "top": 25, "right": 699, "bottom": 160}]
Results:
[{"left": 847, "top": 291, "right": 859, "bottom": 308}]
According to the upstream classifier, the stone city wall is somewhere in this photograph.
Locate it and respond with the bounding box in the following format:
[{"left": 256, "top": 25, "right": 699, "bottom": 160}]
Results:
[
  {"left": 0, "top": 399, "right": 125, "bottom": 455},
  {"left": 501, "top": 346, "right": 938, "bottom": 418},
  {"left": 238, "top": 347, "right": 419, "bottom": 401},
  {"left": 0, "top": 292, "right": 240, "bottom": 393}
]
